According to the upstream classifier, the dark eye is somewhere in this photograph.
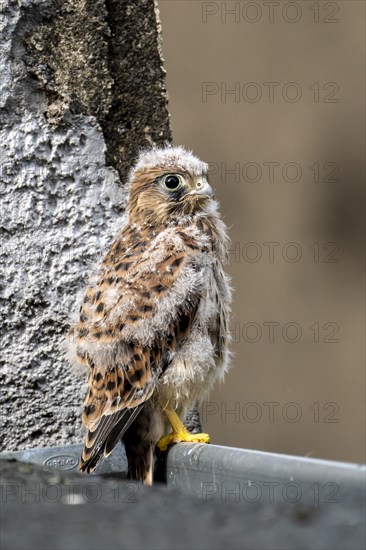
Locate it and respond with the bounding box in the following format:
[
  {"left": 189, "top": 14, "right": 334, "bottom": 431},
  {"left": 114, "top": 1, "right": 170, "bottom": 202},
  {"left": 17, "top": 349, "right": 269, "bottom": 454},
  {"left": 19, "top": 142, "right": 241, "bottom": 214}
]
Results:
[{"left": 161, "top": 174, "right": 184, "bottom": 191}]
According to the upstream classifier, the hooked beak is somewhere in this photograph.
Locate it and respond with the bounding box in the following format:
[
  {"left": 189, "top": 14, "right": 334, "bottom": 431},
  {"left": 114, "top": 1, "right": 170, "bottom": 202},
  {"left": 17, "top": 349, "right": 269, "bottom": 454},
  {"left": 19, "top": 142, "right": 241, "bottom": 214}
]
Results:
[{"left": 186, "top": 178, "right": 214, "bottom": 198}]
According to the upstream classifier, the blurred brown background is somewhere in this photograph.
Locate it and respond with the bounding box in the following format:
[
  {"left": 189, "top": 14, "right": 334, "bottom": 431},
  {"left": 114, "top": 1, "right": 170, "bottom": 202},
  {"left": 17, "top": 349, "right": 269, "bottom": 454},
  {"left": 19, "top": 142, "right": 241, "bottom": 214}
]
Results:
[{"left": 158, "top": 0, "right": 365, "bottom": 463}]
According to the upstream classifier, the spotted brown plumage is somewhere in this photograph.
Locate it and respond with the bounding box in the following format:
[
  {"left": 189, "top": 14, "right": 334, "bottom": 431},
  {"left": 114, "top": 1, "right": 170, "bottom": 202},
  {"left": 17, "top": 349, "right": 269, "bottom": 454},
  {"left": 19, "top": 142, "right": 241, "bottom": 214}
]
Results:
[{"left": 67, "top": 146, "right": 232, "bottom": 483}]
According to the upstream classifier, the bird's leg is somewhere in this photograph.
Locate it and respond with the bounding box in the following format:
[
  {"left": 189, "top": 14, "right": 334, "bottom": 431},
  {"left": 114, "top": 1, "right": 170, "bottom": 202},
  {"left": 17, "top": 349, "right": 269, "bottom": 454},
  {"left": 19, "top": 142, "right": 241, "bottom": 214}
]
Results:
[
  {"left": 143, "top": 448, "right": 153, "bottom": 486},
  {"left": 156, "top": 407, "right": 210, "bottom": 451}
]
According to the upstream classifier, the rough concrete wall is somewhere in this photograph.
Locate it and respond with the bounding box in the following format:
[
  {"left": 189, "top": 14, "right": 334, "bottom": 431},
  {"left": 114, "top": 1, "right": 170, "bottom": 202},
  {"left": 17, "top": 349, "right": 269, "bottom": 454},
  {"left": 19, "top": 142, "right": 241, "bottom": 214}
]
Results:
[{"left": 0, "top": 0, "right": 172, "bottom": 450}]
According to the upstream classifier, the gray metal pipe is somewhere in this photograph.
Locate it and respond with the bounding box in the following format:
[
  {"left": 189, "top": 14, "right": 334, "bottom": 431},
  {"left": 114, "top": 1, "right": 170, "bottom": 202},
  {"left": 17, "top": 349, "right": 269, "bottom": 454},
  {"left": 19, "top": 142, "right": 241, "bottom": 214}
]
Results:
[
  {"left": 166, "top": 443, "right": 365, "bottom": 504},
  {"left": 2, "top": 442, "right": 365, "bottom": 502}
]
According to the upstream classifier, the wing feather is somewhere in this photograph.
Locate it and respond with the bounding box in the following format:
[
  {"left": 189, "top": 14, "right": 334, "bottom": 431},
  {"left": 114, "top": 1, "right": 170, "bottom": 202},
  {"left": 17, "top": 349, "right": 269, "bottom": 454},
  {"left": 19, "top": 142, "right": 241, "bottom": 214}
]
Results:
[{"left": 71, "top": 224, "right": 205, "bottom": 472}]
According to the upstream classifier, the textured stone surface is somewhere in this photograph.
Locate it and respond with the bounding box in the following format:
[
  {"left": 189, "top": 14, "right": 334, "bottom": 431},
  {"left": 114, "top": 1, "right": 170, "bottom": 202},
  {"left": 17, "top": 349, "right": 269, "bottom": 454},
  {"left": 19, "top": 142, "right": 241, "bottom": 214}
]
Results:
[{"left": 0, "top": 0, "right": 172, "bottom": 451}]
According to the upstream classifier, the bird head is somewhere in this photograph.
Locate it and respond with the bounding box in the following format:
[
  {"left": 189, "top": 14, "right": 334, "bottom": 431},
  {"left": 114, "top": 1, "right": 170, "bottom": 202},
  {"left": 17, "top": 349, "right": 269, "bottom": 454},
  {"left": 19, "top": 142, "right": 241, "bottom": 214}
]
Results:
[{"left": 127, "top": 146, "right": 215, "bottom": 225}]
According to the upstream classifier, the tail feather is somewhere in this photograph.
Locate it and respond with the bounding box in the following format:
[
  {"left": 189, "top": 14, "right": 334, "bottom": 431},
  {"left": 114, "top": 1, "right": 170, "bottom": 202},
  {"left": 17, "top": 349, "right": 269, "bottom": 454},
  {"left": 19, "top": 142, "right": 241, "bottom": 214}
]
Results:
[
  {"left": 104, "top": 406, "right": 142, "bottom": 456},
  {"left": 80, "top": 406, "right": 143, "bottom": 473}
]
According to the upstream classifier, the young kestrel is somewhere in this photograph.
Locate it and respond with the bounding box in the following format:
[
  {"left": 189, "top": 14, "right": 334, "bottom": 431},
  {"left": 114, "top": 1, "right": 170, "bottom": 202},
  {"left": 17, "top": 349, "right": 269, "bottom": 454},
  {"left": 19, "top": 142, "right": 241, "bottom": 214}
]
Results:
[{"left": 68, "top": 146, "right": 232, "bottom": 484}]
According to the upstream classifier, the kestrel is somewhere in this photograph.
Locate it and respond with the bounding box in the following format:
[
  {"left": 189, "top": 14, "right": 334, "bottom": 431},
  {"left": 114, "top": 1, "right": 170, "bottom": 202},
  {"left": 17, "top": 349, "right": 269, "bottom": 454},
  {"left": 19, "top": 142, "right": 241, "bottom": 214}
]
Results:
[{"left": 68, "top": 146, "right": 232, "bottom": 484}]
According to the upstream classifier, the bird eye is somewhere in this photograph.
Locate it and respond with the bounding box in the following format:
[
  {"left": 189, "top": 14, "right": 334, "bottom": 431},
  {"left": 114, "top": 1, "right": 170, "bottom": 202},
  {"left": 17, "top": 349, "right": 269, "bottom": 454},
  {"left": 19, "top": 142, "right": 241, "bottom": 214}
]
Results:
[{"left": 161, "top": 174, "right": 184, "bottom": 191}]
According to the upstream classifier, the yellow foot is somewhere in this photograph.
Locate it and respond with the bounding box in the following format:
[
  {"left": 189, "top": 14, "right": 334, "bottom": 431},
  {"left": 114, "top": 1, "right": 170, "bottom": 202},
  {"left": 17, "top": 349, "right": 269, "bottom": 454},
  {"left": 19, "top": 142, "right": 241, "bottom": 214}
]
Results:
[{"left": 157, "top": 430, "right": 210, "bottom": 452}]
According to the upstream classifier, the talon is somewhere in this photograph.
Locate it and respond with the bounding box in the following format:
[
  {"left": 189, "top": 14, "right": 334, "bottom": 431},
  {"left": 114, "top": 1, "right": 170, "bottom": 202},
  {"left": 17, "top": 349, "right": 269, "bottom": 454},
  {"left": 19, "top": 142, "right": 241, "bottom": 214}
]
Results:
[
  {"left": 157, "top": 405, "right": 210, "bottom": 451},
  {"left": 157, "top": 431, "right": 210, "bottom": 451},
  {"left": 157, "top": 433, "right": 175, "bottom": 452}
]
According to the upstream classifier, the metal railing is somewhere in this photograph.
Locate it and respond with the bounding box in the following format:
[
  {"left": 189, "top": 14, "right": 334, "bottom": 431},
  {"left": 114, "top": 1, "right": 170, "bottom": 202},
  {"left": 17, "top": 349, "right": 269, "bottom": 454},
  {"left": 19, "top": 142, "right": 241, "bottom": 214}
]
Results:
[
  {"left": 1, "top": 443, "right": 365, "bottom": 549},
  {"left": 1, "top": 441, "right": 365, "bottom": 500}
]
